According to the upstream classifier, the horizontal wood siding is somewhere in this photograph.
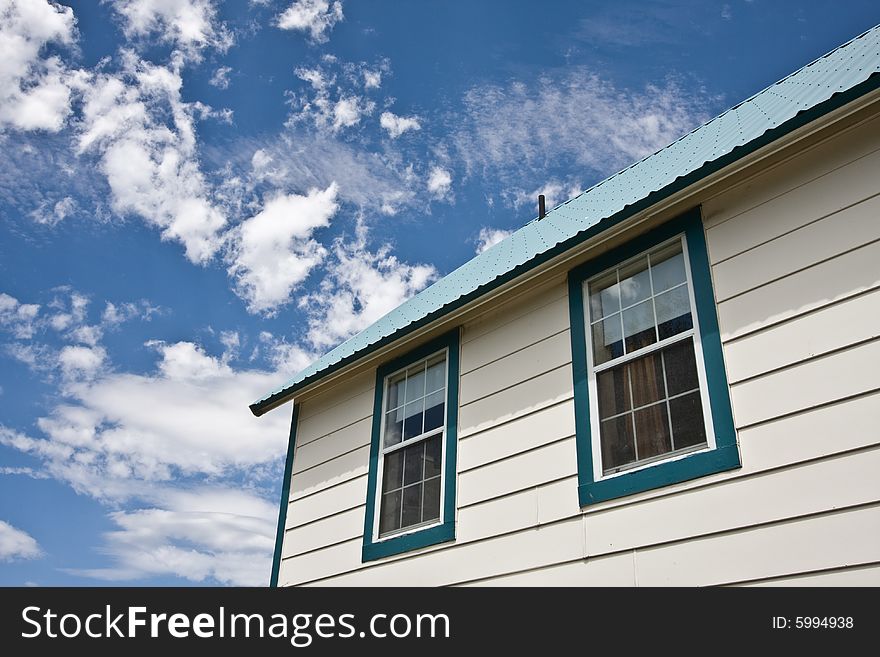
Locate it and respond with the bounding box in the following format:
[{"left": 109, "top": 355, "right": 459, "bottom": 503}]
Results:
[{"left": 277, "top": 110, "right": 880, "bottom": 587}]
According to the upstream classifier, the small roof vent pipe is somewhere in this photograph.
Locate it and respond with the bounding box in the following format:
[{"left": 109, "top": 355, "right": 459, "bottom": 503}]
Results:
[{"left": 538, "top": 194, "right": 546, "bottom": 219}]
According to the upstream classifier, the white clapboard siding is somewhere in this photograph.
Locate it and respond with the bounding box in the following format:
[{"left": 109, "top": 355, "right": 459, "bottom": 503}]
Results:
[
  {"left": 635, "top": 504, "right": 880, "bottom": 586},
  {"left": 458, "top": 437, "right": 578, "bottom": 508},
  {"left": 729, "top": 338, "right": 880, "bottom": 428},
  {"left": 457, "top": 476, "right": 580, "bottom": 544},
  {"left": 287, "top": 474, "right": 367, "bottom": 529},
  {"left": 458, "top": 399, "right": 575, "bottom": 472},
  {"left": 456, "top": 553, "right": 635, "bottom": 587},
  {"left": 723, "top": 289, "right": 880, "bottom": 384},
  {"left": 459, "top": 329, "right": 571, "bottom": 406},
  {"left": 292, "top": 416, "right": 371, "bottom": 474},
  {"left": 458, "top": 364, "right": 573, "bottom": 438},
  {"left": 296, "top": 387, "right": 375, "bottom": 448},
  {"left": 715, "top": 239, "right": 880, "bottom": 342},
  {"left": 704, "top": 122, "right": 880, "bottom": 260},
  {"left": 301, "top": 517, "right": 586, "bottom": 587},
  {"left": 297, "top": 370, "right": 374, "bottom": 421},
  {"left": 461, "top": 279, "right": 567, "bottom": 347},
  {"left": 702, "top": 113, "right": 880, "bottom": 231},
  {"left": 733, "top": 563, "right": 880, "bottom": 587},
  {"left": 461, "top": 293, "right": 570, "bottom": 374},
  {"left": 282, "top": 505, "right": 365, "bottom": 559},
  {"left": 584, "top": 447, "right": 880, "bottom": 557},
  {"left": 289, "top": 445, "right": 370, "bottom": 500},
  {"left": 736, "top": 391, "right": 880, "bottom": 472},
  {"left": 712, "top": 193, "right": 880, "bottom": 302}
]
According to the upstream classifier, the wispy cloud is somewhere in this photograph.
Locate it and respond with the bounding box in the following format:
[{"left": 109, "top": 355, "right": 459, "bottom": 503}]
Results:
[
  {"left": 107, "top": 0, "right": 233, "bottom": 62},
  {"left": 0, "top": 520, "right": 43, "bottom": 562},
  {"left": 380, "top": 111, "right": 421, "bottom": 138},
  {"left": 448, "top": 68, "right": 712, "bottom": 207},
  {"left": 299, "top": 224, "right": 437, "bottom": 349},
  {"left": 474, "top": 227, "right": 512, "bottom": 255},
  {"left": 276, "top": 0, "right": 344, "bottom": 44}
]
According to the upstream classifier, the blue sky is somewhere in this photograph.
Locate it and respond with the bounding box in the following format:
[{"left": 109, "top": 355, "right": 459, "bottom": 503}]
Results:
[{"left": 0, "top": 1, "right": 876, "bottom": 586}]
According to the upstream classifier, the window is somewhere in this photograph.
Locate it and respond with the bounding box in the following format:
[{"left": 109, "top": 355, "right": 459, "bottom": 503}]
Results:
[
  {"left": 568, "top": 208, "right": 740, "bottom": 506},
  {"left": 362, "top": 329, "right": 459, "bottom": 561}
]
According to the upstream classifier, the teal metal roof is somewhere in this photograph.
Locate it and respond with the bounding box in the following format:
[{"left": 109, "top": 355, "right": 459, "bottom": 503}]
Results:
[{"left": 252, "top": 25, "right": 880, "bottom": 416}]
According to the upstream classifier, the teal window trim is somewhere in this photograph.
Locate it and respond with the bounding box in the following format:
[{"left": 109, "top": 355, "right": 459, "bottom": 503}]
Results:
[
  {"left": 362, "top": 328, "right": 460, "bottom": 562},
  {"left": 567, "top": 206, "right": 740, "bottom": 506},
  {"left": 270, "top": 402, "right": 299, "bottom": 587}
]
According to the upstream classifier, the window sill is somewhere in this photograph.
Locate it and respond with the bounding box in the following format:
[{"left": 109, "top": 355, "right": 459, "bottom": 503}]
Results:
[
  {"left": 578, "top": 444, "right": 741, "bottom": 506},
  {"left": 362, "top": 520, "right": 455, "bottom": 562}
]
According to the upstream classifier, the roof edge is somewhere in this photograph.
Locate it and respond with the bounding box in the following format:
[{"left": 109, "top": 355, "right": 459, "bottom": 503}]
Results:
[{"left": 251, "top": 71, "right": 880, "bottom": 417}]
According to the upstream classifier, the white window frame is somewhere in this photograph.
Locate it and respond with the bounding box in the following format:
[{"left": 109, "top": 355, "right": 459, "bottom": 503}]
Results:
[
  {"left": 371, "top": 347, "right": 449, "bottom": 543},
  {"left": 581, "top": 233, "right": 718, "bottom": 482}
]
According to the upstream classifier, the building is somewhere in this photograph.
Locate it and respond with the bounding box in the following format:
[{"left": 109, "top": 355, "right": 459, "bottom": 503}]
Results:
[{"left": 251, "top": 25, "right": 880, "bottom": 587}]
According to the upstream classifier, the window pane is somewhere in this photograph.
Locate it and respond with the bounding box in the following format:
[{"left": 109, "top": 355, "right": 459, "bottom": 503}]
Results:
[
  {"left": 422, "top": 477, "right": 441, "bottom": 522},
  {"left": 592, "top": 313, "right": 623, "bottom": 365},
  {"left": 600, "top": 415, "right": 636, "bottom": 471},
  {"left": 669, "top": 391, "right": 707, "bottom": 449},
  {"left": 628, "top": 351, "right": 666, "bottom": 408},
  {"left": 401, "top": 484, "right": 422, "bottom": 528},
  {"left": 650, "top": 241, "right": 686, "bottom": 293},
  {"left": 425, "top": 357, "right": 446, "bottom": 393},
  {"left": 623, "top": 299, "right": 657, "bottom": 352},
  {"left": 664, "top": 339, "right": 700, "bottom": 396},
  {"left": 589, "top": 271, "right": 620, "bottom": 321},
  {"left": 618, "top": 256, "right": 651, "bottom": 308},
  {"left": 382, "top": 451, "right": 403, "bottom": 493},
  {"left": 424, "top": 434, "right": 442, "bottom": 479},
  {"left": 384, "top": 408, "right": 403, "bottom": 447},
  {"left": 387, "top": 373, "right": 405, "bottom": 410},
  {"left": 655, "top": 285, "right": 693, "bottom": 340},
  {"left": 405, "top": 365, "right": 426, "bottom": 403},
  {"left": 403, "top": 441, "right": 424, "bottom": 486},
  {"left": 402, "top": 399, "right": 424, "bottom": 440},
  {"left": 597, "top": 366, "right": 630, "bottom": 419},
  {"left": 423, "top": 390, "right": 445, "bottom": 433},
  {"left": 634, "top": 403, "right": 672, "bottom": 459},
  {"left": 379, "top": 490, "right": 401, "bottom": 535}
]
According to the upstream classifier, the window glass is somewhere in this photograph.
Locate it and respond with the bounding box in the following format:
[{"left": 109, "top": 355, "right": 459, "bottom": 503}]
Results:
[{"left": 379, "top": 354, "right": 447, "bottom": 536}]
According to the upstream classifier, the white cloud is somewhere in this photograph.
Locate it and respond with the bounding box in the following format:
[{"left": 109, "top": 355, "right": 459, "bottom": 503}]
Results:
[
  {"left": 721, "top": 4, "right": 733, "bottom": 20},
  {"left": 450, "top": 70, "right": 710, "bottom": 205},
  {"left": 77, "top": 54, "right": 227, "bottom": 263},
  {"left": 0, "top": 335, "right": 292, "bottom": 585},
  {"left": 0, "top": 520, "right": 43, "bottom": 562},
  {"left": 66, "top": 489, "right": 275, "bottom": 585},
  {"left": 58, "top": 345, "right": 106, "bottom": 381},
  {"left": 227, "top": 183, "right": 339, "bottom": 315},
  {"left": 109, "top": 0, "right": 232, "bottom": 61},
  {"left": 508, "top": 179, "right": 583, "bottom": 213},
  {"left": 427, "top": 166, "right": 452, "bottom": 200},
  {"left": 0, "top": 292, "right": 40, "bottom": 339},
  {"left": 475, "top": 227, "right": 512, "bottom": 255},
  {"left": 300, "top": 228, "right": 437, "bottom": 349},
  {"left": 276, "top": 0, "right": 344, "bottom": 44},
  {"left": 363, "top": 69, "right": 381, "bottom": 89},
  {"left": 209, "top": 65, "right": 232, "bottom": 89},
  {"left": 289, "top": 65, "right": 375, "bottom": 134},
  {"left": 0, "top": 342, "right": 288, "bottom": 500},
  {"left": 380, "top": 111, "right": 421, "bottom": 138},
  {"left": 29, "top": 196, "right": 76, "bottom": 225},
  {"left": 0, "top": 0, "right": 81, "bottom": 132}
]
